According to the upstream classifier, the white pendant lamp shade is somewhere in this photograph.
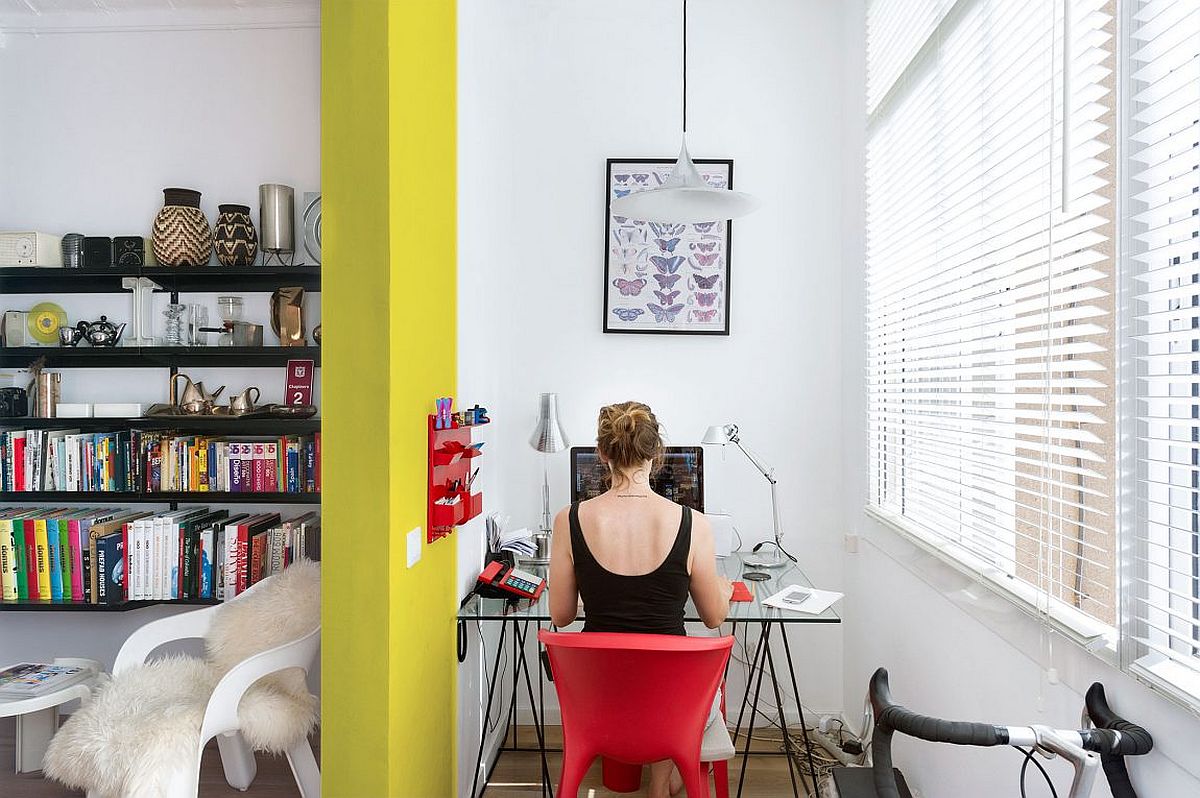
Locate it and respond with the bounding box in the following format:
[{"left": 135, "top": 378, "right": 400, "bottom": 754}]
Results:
[{"left": 610, "top": 138, "right": 761, "bottom": 223}]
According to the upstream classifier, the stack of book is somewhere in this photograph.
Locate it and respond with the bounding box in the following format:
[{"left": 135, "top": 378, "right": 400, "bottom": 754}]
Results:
[
  {"left": 0, "top": 508, "right": 320, "bottom": 605},
  {"left": 0, "top": 662, "right": 95, "bottom": 698},
  {"left": 0, "top": 429, "right": 321, "bottom": 495}
]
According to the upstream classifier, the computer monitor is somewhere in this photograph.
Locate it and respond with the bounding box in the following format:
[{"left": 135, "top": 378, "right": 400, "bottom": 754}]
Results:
[{"left": 569, "top": 446, "right": 704, "bottom": 512}]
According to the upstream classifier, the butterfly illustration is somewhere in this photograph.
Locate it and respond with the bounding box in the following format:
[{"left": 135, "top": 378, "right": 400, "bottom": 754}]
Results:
[
  {"left": 612, "top": 307, "right": 645, "bottom": 322},
  {"left": 654, "top": 289, "right": 681, "bottom": 305},
  {"left": 693, "top": 222, "right": 717, "bottom": 233},
  {"left": 651, "top": 255, "right": 685, "bottom": 274},
  {"left": 614, "top": 174, "right": 631, "bottom": 183},
  {"left": 691, "top": 241, "right": 718, "bottom": 253},
  {"left": 612, "top": 277, "right": 647, "bottom": 296},
  {"left": 632, "top": 173, "right": 649, "bottom": 184},
  {"left": 692, "top": 252, "right": 720, "bottom": 268},
  {"left": 692, "top": 273, "right": 721, "bottom": 290},
  {"left": 690, "top": 309, "right": 719, "bottom": 323},
  {"left": 694, "top": 292, "right": 718, "bottom": 307},
  {"left": 614, "top": 189, "right": 631, "bottom": 198},
  {"left": 647, "top": 303, "right": 685, "bottom": 323},
  {"left": 653, "top": 273, "right": 683, "bottom": 290},
  {"left": 654, "top": 237, "right": 682, "bottom": 253},
  {"left": 613, "top": 215, "right": 628, "bottom": 224}
]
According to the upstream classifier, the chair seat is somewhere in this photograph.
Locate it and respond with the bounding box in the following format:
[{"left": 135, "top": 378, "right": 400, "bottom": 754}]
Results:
[
  {"left": 44, "top": 655, "right": 316, "bottom": 798},
  {"left": 701, "top": 721, "right": 736, "bottom": 762}
]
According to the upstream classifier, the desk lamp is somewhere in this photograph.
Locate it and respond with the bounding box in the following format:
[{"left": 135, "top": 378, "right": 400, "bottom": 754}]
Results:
[
  {"left": 702, "top": 423, "right": 793, "bottom": 579},
  {"left": 528, "top": 393, "right": 569, "bottom": 564}
]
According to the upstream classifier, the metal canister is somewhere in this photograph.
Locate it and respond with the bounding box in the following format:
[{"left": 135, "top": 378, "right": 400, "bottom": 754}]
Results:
[{"left": 34, "top": 372, "right": 61, "bottom": 418}]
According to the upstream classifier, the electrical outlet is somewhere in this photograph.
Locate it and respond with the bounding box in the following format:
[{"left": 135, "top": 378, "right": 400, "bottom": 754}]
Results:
[
  {"left": 406, "top": 527, "right": 422, "bottom": 568},
  {"left": 844, "top": 534, "right": 860, "bottom": 554}
]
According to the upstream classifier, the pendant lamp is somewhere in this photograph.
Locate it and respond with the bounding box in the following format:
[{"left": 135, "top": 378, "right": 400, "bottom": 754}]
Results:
[{"left": 610, "top": 0, "right": 760, "bottom": 223}]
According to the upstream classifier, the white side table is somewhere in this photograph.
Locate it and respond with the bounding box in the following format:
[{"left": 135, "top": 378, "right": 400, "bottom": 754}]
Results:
[{"left": 0, "top": 658, "right": 100, "bottom": 773}]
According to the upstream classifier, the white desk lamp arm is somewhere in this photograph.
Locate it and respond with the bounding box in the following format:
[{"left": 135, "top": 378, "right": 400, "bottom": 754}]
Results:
[{"left": 732, "top": 439, "right": 783, "bottom": 547}]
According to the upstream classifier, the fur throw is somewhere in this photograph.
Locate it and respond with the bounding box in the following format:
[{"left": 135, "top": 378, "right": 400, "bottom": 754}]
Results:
[{"left": 44, "top": 561, "right": 320, "bottom": 798}]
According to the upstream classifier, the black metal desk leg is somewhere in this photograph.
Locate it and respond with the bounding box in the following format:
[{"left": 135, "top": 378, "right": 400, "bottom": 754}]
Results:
[
  {"left": 732, "top": 622, "right": 768, "bottom": 747},
  {"left": 471, "top": 620, "right": 509, "bottom": 798},
  {"left": 764, "top": 632, "right": 801, "bottom": 797},
  {"left": 778, "top": 623, "right": 821, "bottom": 789},
  {"left": 736, "top": 623, "right": 772, "bottom": 798},
  {"left": 515, "top": 622, "right": 555, "bottom": 798}
]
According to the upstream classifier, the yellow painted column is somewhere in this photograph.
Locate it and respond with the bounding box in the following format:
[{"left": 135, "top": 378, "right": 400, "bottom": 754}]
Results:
[{"left": 322, "top": 1, "right": 457, "bottom": 795}]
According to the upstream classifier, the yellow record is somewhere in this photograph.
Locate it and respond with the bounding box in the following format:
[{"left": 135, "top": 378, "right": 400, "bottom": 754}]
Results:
[{"left": 27, "top": 302, "right": 68, "bottom": 344}]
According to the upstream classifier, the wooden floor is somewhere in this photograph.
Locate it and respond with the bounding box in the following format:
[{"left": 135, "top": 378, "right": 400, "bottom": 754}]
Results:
[
  {"left": 484, "top": 725, "right": 816, "bottom": 798},
  {"left": 0, "top": 716, "right": 317, "bottom": 798}
]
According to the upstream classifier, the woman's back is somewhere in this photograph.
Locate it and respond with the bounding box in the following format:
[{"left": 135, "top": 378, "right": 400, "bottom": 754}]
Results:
[{"left": 570, "top": 494, "right": 691, "bottom": 636}]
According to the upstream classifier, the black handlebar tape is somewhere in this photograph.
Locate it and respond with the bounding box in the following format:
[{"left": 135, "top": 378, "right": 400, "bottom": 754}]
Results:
[
  {"left": 869, "top": 669, "right": 1009, "bottom": 798},
  {"left": 1084, "top": 683, "right": 1154, "bottom": 798}
]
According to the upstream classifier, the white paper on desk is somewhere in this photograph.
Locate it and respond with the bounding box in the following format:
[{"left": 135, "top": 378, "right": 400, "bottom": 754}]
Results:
[{"left": 761, "top": 585, "right": 843, "bottom": 615}]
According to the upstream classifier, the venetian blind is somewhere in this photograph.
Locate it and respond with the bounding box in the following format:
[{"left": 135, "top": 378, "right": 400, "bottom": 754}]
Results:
[
  {"left": 1128, "top": 0, "right": 1200, "bottom": 703},
  {"left": 865, "top": 0, "right": 1115, "bottom": 629}
]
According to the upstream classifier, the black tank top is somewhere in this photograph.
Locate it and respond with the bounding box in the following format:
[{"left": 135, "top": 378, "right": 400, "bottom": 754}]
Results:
[{"left": 569, "top": 501, "right": 691, "bottom": 636}]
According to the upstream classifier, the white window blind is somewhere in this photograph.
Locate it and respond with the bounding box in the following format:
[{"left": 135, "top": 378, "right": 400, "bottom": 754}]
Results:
[
  {"left": 866, "top": 0, "right": 1115, "bottom": 630},
  {"left": 1128, "top": 0, "right": 1200, "bottom": 703}
]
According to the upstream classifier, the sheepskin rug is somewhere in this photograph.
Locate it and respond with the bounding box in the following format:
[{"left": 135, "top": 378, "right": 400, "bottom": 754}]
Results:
[{"left": 44, "top": 560, "right": 321, "bottom": 798}]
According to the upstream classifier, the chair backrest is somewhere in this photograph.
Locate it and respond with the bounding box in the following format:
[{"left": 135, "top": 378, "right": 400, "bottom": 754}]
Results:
[
  {"left": 539, "top": 630, "right": 734, "bottom": 764},
  {"left": 206, "top": 559, "right": 321, "bottom": 679}
]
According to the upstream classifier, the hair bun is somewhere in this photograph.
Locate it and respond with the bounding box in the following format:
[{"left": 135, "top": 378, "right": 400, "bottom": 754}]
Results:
[{"left": 596, "top": 401, "right": 664, "bottom": 474}]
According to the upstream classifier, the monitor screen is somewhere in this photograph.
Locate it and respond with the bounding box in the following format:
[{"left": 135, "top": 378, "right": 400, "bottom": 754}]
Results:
[{"left": 569, "top": 446, "right": 704, "bottom": 512}]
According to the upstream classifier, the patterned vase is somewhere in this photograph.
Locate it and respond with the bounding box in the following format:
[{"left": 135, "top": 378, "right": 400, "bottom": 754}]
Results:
[
  {"left": 151, "top": 188, "right": 212, "bottom": 267},
  {"left": 213, "top": 204, "right": 258, "bottom": 267}
]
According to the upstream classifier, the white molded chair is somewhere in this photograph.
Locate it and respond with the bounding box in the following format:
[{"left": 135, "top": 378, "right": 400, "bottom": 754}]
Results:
[{"left": 45, "top": 562, "right": 321, "bottom": 798}]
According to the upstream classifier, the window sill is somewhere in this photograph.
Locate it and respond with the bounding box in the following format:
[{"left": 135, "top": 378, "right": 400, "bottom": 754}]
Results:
[{"left": 862, "top": 505, "right": 1118, "bottom": 664}]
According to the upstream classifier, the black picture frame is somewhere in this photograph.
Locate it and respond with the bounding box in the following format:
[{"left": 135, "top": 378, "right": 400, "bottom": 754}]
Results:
[{"left": 602, "top": 157, "right": 734, "bottom": 336}]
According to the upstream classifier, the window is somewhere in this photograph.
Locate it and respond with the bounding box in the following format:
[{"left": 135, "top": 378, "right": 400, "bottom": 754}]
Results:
[
  {"left": 1127, "top": 0, "right": 1200, "bottom": 704},
  {"left": 865, "top": 0, "right": 1117, "bottom": 635}
]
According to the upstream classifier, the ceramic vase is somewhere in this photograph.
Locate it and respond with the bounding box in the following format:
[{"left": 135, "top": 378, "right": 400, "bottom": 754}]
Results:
[
  {"left": 151, "top": 188, "right": 212, "bottom": 267},
  {"left": 213, "top": 204, "right": 258, "bottom": 267}
]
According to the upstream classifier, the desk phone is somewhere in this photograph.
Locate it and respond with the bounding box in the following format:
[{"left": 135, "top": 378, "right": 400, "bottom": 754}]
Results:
[{"left": 478, "top": 561, "right": 546, "bottom": 600}]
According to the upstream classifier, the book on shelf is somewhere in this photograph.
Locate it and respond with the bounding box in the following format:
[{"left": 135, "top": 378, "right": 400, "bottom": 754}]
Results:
[
  {"left": 0, "top": 428, "right": 320, "bottom": 495},
  {"left": 1, "top": 507, "right": 320, "bottom": 606},
  {"left": 0, "top": 662, "right": 95, "bottom": 698}
]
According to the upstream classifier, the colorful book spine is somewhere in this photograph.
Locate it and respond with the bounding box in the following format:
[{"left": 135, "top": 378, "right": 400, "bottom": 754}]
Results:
[
  {"left": 33, "top": 518, "right": 51, "bottom": 600},
  {"left": 0, "top": 518, "right": 16, "bottom": 601},
  {"left": 69, "top": 519, "right": 85, "bottom": 602}
]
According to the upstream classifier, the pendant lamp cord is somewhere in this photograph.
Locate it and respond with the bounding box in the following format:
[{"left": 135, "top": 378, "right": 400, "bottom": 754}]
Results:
[{"left": 682, "top": 0, "right": 688, "bottom": 134}]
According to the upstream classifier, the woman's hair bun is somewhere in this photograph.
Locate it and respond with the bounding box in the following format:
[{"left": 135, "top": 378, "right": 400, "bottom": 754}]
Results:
[{"left": 596, "top": 401, "right": 664, "bottom": 473}]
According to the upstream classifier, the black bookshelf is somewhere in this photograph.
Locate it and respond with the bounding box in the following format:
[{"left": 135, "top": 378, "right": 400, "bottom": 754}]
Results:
[
  {"left": 0, "top": 346, "right": 320, "bottom": 369},
  {"left": 0, "top": 264, "right": 320, "bottom": 293},
  {"left": 0, "top": 416, "right": 321, "bottom": 434},
  {"left": 0, "top": 491, "right": 320, "bottom": 504},
  {"left": 0, "top": 598, "right": 220, "bottom": 613}
]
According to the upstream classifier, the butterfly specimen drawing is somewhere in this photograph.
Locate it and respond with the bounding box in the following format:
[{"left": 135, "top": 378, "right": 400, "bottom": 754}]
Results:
[
  {"left": 605, "top": 158, "right": 733, "bottom": 334},
  {"left": 612, "top": 277, "right": 647, "bottom": 296}
]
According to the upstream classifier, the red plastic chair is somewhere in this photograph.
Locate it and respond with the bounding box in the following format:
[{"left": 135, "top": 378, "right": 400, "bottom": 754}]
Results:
[{"left": 539, "top": 630, "right": 735, "bottom": 798}]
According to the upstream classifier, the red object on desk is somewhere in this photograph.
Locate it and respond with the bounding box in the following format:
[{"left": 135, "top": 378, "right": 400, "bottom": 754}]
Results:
[{"left": 730, "top": 581, "right": 752, "bottom": 602}]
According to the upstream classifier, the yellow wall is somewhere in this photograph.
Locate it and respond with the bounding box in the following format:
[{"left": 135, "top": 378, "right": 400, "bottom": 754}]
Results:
[{"left": 322, "top": 1, "right": 457, "bottom": 795}]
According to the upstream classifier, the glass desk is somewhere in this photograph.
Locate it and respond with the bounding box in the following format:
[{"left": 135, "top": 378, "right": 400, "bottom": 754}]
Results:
[{"left": 457, "top": 553, "right": 841, "bottom": 798}]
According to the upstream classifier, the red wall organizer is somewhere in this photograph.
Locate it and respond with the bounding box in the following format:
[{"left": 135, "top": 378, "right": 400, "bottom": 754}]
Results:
[{"left": 427, "top": 415, "right": 485, "bottom": 543}]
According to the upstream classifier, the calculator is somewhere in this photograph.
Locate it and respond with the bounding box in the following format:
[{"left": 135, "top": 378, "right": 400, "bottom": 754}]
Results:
[{"left": 478, "top": 560, "right": 547, "bottom": 600}]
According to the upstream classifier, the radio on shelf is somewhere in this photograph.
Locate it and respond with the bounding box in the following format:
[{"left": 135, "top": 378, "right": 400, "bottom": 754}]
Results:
[{"left": 0, "top": 232, "right": 62, "bottom": 267}]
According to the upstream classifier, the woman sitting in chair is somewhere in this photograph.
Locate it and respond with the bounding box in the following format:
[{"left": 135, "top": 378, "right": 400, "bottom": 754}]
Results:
[{"left": 549, "top": 401, "right": 734, "bottom": 798}]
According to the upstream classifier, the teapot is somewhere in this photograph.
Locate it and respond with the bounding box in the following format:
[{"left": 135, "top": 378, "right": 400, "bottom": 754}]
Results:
[
  {"left": 171, "top": 373, "right": 226, "bottom": 414},
  {"left": 77, "top": 316, "right": 126, "bottom": 347}
]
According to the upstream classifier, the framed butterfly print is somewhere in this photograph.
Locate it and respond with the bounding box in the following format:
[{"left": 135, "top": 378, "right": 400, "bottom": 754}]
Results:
[{"left": 603, "top": 157, "right": 733, "bottom": 336}]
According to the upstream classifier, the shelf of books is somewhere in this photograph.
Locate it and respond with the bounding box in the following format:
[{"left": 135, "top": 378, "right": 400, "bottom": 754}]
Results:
[{"left": 0, "top": 507, "right": 320, "bottom": 611}]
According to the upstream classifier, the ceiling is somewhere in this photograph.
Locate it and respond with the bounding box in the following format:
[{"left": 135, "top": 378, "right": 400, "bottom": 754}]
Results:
[{"left": 0, "top": 0, "right": 316, "bottom": 15}]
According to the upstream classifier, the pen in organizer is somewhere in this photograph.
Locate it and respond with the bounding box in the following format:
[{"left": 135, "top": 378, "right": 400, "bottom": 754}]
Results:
[{"left": 466, "top": 467, "right": 480, "bottom": 492}]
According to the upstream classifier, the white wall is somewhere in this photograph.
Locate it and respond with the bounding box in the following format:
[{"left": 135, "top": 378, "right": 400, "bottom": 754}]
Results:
[
  {"left": 835, "top": 1, "right": 1200, "bottom": 796},
  {"left": 0, "top": 5, "right": 320, "bottom": 673},
  {"left": 458, "top": 0, "right": 846, "bottom": 792}
]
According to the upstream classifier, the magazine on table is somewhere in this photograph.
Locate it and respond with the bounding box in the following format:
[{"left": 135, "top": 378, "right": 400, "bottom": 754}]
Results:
[{"left": 0, "top": 662, "right": 94, "bottom": 698}]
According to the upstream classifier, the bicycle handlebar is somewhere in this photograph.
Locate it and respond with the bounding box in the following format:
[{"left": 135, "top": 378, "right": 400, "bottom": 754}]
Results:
[
  {"left": 1081, "top": 682, "right": 1153, "bottom": 798},
  {"left": 867, "top": 668, "right": 1153, "bottom": 798}
]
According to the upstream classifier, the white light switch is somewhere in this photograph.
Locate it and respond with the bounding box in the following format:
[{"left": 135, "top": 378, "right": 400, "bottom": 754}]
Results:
[{"left": 407, "top": 527, "right": 422, "bottom": 568}]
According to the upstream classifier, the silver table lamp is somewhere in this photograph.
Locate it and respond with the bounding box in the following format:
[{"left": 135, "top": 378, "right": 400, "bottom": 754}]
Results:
[
  {"left": 702, "top": 423, "right": 792, "bottom": 579},
  {"left": 529, "top": 393, "right": 569, "bottom": 564}
]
